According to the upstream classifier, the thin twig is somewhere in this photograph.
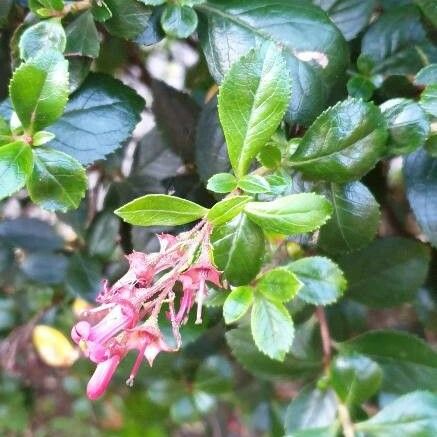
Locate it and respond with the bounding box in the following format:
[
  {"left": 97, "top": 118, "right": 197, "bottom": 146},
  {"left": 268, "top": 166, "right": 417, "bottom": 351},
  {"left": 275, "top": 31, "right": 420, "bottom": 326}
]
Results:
[{"left": 315, "top": 306, "right": 331, "bottom": 369}]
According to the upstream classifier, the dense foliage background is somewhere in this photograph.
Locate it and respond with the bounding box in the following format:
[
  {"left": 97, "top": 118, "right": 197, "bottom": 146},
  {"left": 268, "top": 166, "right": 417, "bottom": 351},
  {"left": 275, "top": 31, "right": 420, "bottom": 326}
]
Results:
[{"left": 0, "top": 0, "right": 436, "bottom": 435}]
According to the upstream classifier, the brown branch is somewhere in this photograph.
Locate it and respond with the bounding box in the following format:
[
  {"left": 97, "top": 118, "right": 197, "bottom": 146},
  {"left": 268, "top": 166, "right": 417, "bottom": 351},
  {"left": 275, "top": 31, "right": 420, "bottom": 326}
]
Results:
[{"left": 315, "top": 306, "right": 331, "bottom": 370}]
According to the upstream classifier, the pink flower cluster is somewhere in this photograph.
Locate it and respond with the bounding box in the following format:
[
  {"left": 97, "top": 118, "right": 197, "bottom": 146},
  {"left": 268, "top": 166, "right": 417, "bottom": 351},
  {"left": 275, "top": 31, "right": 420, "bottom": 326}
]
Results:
[{"left": 71, "top": 222, "right": 221, "bottom": 400}]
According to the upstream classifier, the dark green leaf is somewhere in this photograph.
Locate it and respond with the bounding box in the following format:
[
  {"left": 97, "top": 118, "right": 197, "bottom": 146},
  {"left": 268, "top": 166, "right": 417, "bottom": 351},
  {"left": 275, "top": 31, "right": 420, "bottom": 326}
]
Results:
[
  {"left": 65, "top": 253, "right": 102, "bottom": 300},
  {"left": 20, "top": 251, "right": 68, "bottom": 284},
  {"left": 48, "top": 73, "right": 144, "bottom": 165},
  {"left": 115, "top": 194, "right": 207, "bottom": 226},
  {"left": 381, "top": 98, "right": 430, "bottom": 155},
  {"left": 211, "top": 213, "right": 265, "bottom": 285},
  {"left": 206, "top": 173, "right": 237, "bottom": 193},
  {"left": 9, "top": 50, "right": 69, "bottom": 133},
  {"left": 338, "top": 237, "right": 430, "bottom": 307},
  {"left": 223, "top": 286, "right": 254, "bottom": 324},
  {"left": 27, "top": 148, "right": 86, "bottom": 212},
  {"left": 194, "top": 356, "right": 233, "bottom": 394},
  {"left": 65, "top": 11, "right": 100, "bottom": 58},
  {"left": 251, "top": 295, "right": 294, "bottom": 361},
  {"left": 206, "top": 195, "right": 251, "bottom": 226},
  {"left": 0, "top": 0, "right": 13, "bottom": 28},
  {"left": 197, "top": 0, "right": 348, "bottom": 125},
  {"left": 289, "top": 99, "right": 388, "bottom": 183},
  {"left": 217, "top": 43, "right": 291, "bottom": 177},
  {"left": 91, "top": 0, "right": 112, "bottom": 22},
  {"left": 161, "top": 4, "right": 198, "bottom": 38},
  {"left": 415, "top": 0, "right": 437, "bottom": 27},
  {"left": 318, "top": 182, "right": 380, "bottom": 254},
  {"left": 347, "top": 75, "right": 375, "bottom": 100},
  {"left": 87, "top": 211, "right": 120, "bottom": 259},
  {"left": 0, "top": 141, "right": 33, "bottom": 200},
  {"left": 257, "top": 268, "right": 302, "bottom": 303},
  {"left": 287, "top": 256, "right": 347, "bottom": 305},
  {"left": 245, "top": 193, "right": 332, "bottom": 235},
  {"left": 237, "top": 175, "right": 271, "bottom": 194}
]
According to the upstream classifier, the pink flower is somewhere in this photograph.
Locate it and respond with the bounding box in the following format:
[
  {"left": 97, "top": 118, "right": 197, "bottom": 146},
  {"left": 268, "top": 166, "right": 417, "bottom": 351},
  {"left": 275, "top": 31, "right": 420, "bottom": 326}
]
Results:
[{"left": 87, "top": 355, "right": 121, "bottom": 400}]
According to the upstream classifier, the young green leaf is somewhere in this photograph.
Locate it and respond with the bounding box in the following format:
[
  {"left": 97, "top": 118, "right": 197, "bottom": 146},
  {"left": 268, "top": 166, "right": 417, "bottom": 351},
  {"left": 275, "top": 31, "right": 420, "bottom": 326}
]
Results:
[
  {"left": 244, "top": 193, "right": 332, "bottom": 236},
  {"left": 0, "top": 141, "right": 33, "bottom": 200},
  {"left": 237, "top": 175, "right": 270, "bottom": 194},
  {"left": 32, "top": 131, "right": 55, "bottom": 146},
  {"left": 258, "top": 145, "right": 282, "bottom": 169},
  {"left": 115, "top": 194, "right": 208, "bottom": 226},
  {"left": 223, "top": 286, "right": 254, "bottom": 324},
  {"left": 29, "top": 0, "right": 64, "bottom": 14},
  {"left": 206, "top": 196, "right": 251, "bottom": 226},
  {"left": 288, "top": 98, "right": 388, "bottom": 183},
  {"left": 218, "top": 43, "right": 291, "bottom": 177},
  {"left": 287, "top": 256, "right": 347, "bottom": 306},
  {"left": 206, "top": 173, "right": 237, "bottom": 193},
  {"left": 161, "top": 4, "right": 198, "bottom": 38},
  {"left": 211, "top": 213, "right": 265, "bottom": 285},
  {"left": 27, "top": 148, "right": 86, "bottom": 212},
  {"left": 65, "top": 11, "right": 100, "bottom": 58},
  {"left": 9, "top": 49, "right": 69, "bottom": 134},
  {"left": 19, "top": 19, "right": 66, "bottom": 61},
  {"left": 257, "top": 268, "right": 302, "bottom": 303},
  {"left": 251, "top": 295, "right": 294, "bottom": 361}
]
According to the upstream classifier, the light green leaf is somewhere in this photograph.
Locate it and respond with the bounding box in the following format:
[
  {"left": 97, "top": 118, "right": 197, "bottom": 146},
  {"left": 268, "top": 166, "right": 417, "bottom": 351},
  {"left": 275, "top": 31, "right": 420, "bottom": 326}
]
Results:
[
  {"left": 251, "top": 295, "right": 294, "bottom": 361},
  {"left": 65, "top": 11, "right": 100, "bottom": 58},
  {"left": 32, "top": 131, "right": 55, "bottom": 146},
  {"left": 27, "top": 148, "right": 86, "bottom": 212},
  {"left": 223, "top": 286, "right": 253, "bottom": 324},
  {"left": 257, "top": 268, "right": 302, "bottom": 303},
  {"left": 29, "top": 0, "right": 64, "bottom": 13},
  {"left": 19, "top": 19, "right": 66, "bottom": 61},
  {"left": 211, "top": 213, "right": 265, "bottom": 286},
  {"left": 206, "top": 173, "right": 237, "bottom": 193},
  {"left": 289, "top": 98, "right": 388, "bottom": 183},
  {"left": 218, "top": 43, "right": 291, "bottom": 177},
  {"left": 244, "top": 193, "right": 332, "bottom": 236},
  {"left": 415, "top": 64, "right": 437, "bottom": 86},
  {"left": 258, "top": 144, "right": 282, "bottom": 169},
  {"left": 206, "top": 195, "right": 251, "bottom": 226},
  {"left": 0, "top": 141, "right": 33, "bottom": 200},
  {"left": 287, "top": 256, "right": 347, "bottom": 306},
  {"left": 115, "top": 194, "right": 208, "bottom": 226},
  {"left": 9, "top": 50, "right": 69, "bottom": 134},
  {"left": 237, "top": 175, "right": 271, "bottom": 194},
  {"left": 421, "top": 84, "right": 437, "bottom": 118},
  {"left": 161, "top": 4, "right": 198, "bottom": 38}
]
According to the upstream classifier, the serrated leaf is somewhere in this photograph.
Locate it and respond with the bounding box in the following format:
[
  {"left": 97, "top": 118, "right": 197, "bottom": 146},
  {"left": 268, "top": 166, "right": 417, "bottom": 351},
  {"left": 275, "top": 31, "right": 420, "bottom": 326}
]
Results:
[
  {"left": 318, "top": 182, "right": 380, "bottom": 254},
  {"left": 421, "top": 84, "right": 437, "bottom": 118},
  {"left": 19, "top": 19, "right": 66, "bottom": 61},
  {"left": 339, "top": 237, "right": 430, "bottom": 308},
  {"left": 245, "top": 193, "right": 332, "bottom": 236},
  {"left": 218, "top": 43, "right": 291, "bottom": 177},
  {"left": 287, "top": 256, "right": 347, "bottom": 306},
  {"left": 65, "top": 11, "right": 100, "bottom": 58},
  {"left": 251, "top": 296, "right": 294, "bottom": 361},
  {"left": 115, "top": 194, "right": 207, "bottom": 226},
  {"left": 206, "top": 173, "right": 237, "bottom": 193},
  {"left": 347, "top": 75, "right": 375, "bottom": 100},
  {"left": 0, "top": 141, "right": 33, "bottom": 200},
  {"left": 257, "top": 268, "right": 302, "bottom": 303},
  {"left": 161, "top": 4, "right": 198, "bottom": 38},
  {"left": 223, "top": 286, "right": 254, "bottom": 324},
  {"left": 48, "top": 73, "right": 144, "bottom": 165},
  {"left": 9, "top": 49, "right": 69, "bottom": 134},
  {"left": 238, "top": 175, "right": 271, "bottom": 194},
  {"left": 381, "top": 98, "right": 430, "bottom": 155},
  {"left": 206, "top": 196, "right": 251, "bottom": 226},
  {"left": 289, "top": 98, "right": 388, "bottom": 183},
  {"left": 415, "top": 64, "right": 437, "bottom": 86},
  {"left": 211, "top": 213, "right": 265, "bottom": 286},
  {"left": 27, "top": 148, "right": 87, "bottom": 212}
]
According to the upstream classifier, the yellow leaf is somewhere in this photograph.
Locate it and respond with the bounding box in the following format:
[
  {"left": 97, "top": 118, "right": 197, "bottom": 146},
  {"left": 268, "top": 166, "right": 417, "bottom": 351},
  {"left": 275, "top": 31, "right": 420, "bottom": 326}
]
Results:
[
  {"left": 72, "top": 297, "right": 91, "bottom": 317},
  {"left": 33, "top": 325, "right": 79, "bottom": 367}
]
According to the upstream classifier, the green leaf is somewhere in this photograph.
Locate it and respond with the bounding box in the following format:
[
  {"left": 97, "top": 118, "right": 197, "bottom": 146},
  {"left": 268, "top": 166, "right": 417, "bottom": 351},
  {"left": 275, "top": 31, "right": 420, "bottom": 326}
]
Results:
[
  {"left": 139, "top": 0, "right": 166, "bottom": 4},
  {"left": 27, "top": 148, "right": 87, "bottom": 212},
  {"left": 318, "top": 182, "right": 380, "bottom": 254},
  {"left": 287, "top": 256, "right": 347, "bottom": 306},
  {"left": 9, "top": 49, "right": 69, "bottom": 134},
  {"left": 206, "top": 195, "right": 251, "bottom": 226},
  {"left": 65, "top": 11, "right": 100, "bottom": 58},
  {"left": 0, "top": 141, "right": 33, "bottom": 200},
  {"left": 347, "top": 75, "right": 375, "bottom": 100},
  {"left": 415, "top": 0, "right": 437, "bottom": 27},
  {"left": 244, "top": 193, "right": 332, "bottom": 236},
  {"left": 0, "top": 0, "right": 13, "bottom": 28},
  {"left": 115, "top": 194, "right": 207, "bottom": 226},
  {"left": 19, "top": 19, "right": 66, "bottom": 61},
  {"left": 284, "top": 386, "right": 338, "bottom": 435},
  {"left": 161, "top": 4, "right": 198, "bottom": 38},
  {"left": 258, "top": 145, "right": 282, "bottom": 169},
  {"left": 104, "top": 0, "right": 152, "bottom": 40},
  {"left": 217, "top": 43, "right": 291, "bottom": 177},
  {"left": 48, "top": 73, "right": 144, "bottom": 165},
  {"left": 237, "top": 175, "right": 271, "bottom": 194},
  {"left": 91, "top": 0, "right": 112, "bottom": 22},
  {"left": 421, "top": 85, "right": 437, "bottom": 118},
  {"left": 197, "top": 0, "right": 348, "bottom": 125},
  {"left": 29, "top": 0, "right": 64, "bottom": 13},
  {"left": 20, "top": 251, "right": 68, "bottom": 285},
  {"left": 415, "top": 64, "right": 437, "bottom": 86},
  {"left": 288, "top": 98, "right": 388, "bottom": 183},
  {"left": 32, "top": 131, "right": 55, "bottom": 146},
  {"left": 194, "top": 356, "right": 233, "bottom": 395},
  {"left": 251, "top": 295, "right": 294, "bottom": 361},
  {"left": 223, "top": 286, "right": 254, "bottom": 324},
  {"left": 331, "top": 353, "right": 382, "bottom": 405},
  {"left": 206, "top": 173, "right": 237, "bottom": 193},
  {"left": 338, "top": 237, "right": 430, "bottom": 308},
  {"left": 381, "top": 98, "right": 430, "bottom": 155},
  {"left": 313, "top": 0, "right": 376, "bottom": 41},
  {"left": 340, "top": 330, "right": 437, "bottom": 394},
  {"left": 356, "top": 391, "right": 437, "bottom": 436},
  {"left": 211, "top": 213, "right": 265, "bottom": 286},
  {"left": 405, "top": 149, "right": 437, "bottom": 248},
  {"left": 257, "top": 268, "right": 302, "bottom": 303},
  {"left": 87, "top": 211, "right": 120, "bottom": 259}
]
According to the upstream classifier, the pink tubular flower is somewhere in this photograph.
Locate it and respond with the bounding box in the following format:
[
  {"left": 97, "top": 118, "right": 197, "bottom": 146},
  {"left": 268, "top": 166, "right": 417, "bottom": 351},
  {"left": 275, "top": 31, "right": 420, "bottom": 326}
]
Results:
[{"left": 87, "top": 355, "right": 121, "bottom": 400}]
